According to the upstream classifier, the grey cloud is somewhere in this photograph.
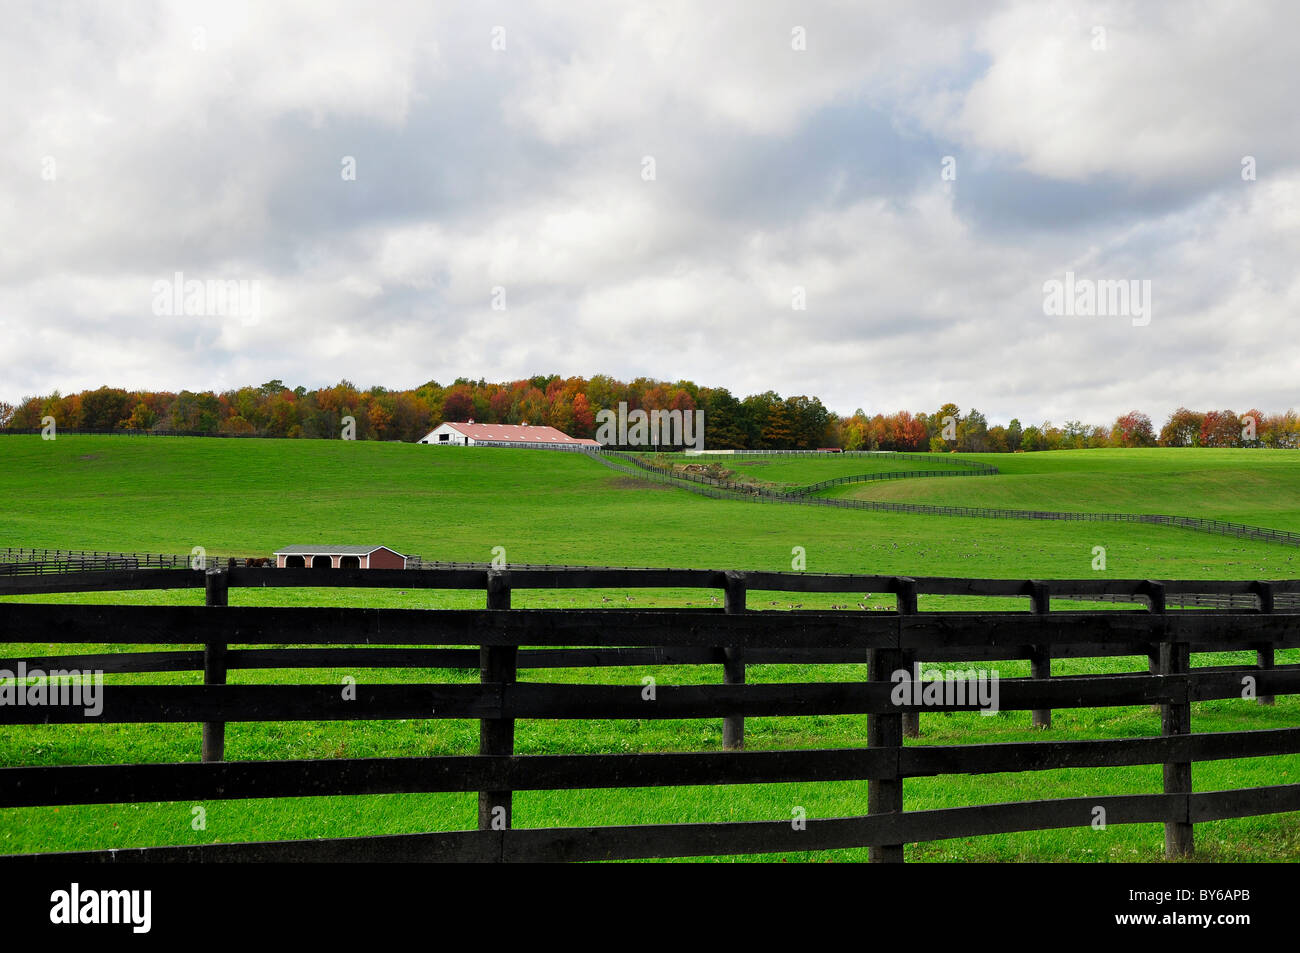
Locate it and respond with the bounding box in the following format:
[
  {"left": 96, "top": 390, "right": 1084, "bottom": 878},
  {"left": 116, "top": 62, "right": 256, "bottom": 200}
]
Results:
[{"left": 1, "top": 0, "right": 1298, "bottom": 429}]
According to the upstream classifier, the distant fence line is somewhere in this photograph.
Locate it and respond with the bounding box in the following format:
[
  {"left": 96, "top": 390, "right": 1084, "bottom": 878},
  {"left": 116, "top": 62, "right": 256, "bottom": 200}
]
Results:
[
  {"left": 1, "top": 566, "right": 1298, "bottom": 862},
  {"left": 8, "top": 429, "right": 1296, "bottom": 549},
  {"left": 5, "top": 432, "right": 1298, "bottom": 551},
  {"left": 594, "top": 449, "right": 993, "bottom": 499},
  {"left": 1, "top": 428, "right": 273, "bottom": 439},
  {"left": 0, "top": 548, "right": 243, "bottom": 577},
  {"left": 588, "top": 450, "right": 1300, "bottom": 549},
  {"left": 625, "top": 447, "right": 999, "bottom": 474},
  {"left": 682, "top": 448, "right": 997, "bottom": 465},
  {"left": 3, "top": 550, "right": 1299, "bottom": 613}
]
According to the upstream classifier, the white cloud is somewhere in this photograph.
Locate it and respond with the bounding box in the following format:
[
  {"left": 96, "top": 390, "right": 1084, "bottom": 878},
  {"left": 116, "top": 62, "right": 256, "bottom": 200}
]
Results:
[
  {"left": 2, "top": 0, "right": 1298, "bottom": 430},
  {"left": 941, "top": 0, "right": 1300, "bottom": 185}
]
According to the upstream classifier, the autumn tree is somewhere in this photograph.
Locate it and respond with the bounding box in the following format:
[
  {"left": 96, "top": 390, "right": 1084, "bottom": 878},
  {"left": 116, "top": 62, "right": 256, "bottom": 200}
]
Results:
[
  {"left": 1159, "top": 407, "right": 1204, "bottom": 447},
  {"left": 934, "top": 402, "right": 960, "bottom": 449},
  {"left": 1110, "top": 411, "right": 1156, "bottom": 448},
  {"left": 440, "top": 386, "right": 475, "bottom": 422},
  {"left": 1200, "top": 410, "right": 1240, "bottom": 448},
  {"left": 760, "top": 400, "right": 798, "bottom": 448},
  {"left": 80, "top": 387, "right": 133, "bottom": 431},
  {"left": 1239, "top": 408, "right": 1266, "bottom": 447},
  {"left": 1262, "top": 410, "right": 1300, "bottom": 449},
  {"left": 123, "top": 402, "right": 157, "bottom": 431}
]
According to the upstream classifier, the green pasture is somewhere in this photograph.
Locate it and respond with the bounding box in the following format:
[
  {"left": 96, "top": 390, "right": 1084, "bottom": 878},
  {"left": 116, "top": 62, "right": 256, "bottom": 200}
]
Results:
[
  {"left": 0, "top": 435, "right": 1297, "bottom": 861},
  {"left": 826, "top": 448, "right": 1300, "bottom": 534}
]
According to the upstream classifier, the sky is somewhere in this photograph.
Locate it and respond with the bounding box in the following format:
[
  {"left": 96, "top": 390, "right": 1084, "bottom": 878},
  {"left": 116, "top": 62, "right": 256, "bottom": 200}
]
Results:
[{"left": 2, "top": 0, "right": 1297, "bottom": 426}]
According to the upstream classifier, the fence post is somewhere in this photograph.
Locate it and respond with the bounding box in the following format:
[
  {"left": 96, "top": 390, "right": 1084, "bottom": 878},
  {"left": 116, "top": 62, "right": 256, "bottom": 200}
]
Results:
[
  {"left": 1254, "top": 582, "right": 1275, "bottom": 706},
  {"left": 869, "top": 578, "right": 907, "bottom": 863},
  {"left": 202, "top": 568, "right": 228, "bottom": 763},
  {"left": 1146, "top": 583, "right": 1164, "bottom": 715},
  {"left": 479, "top": 570, "right": 516, "bottom": 840},
  {"left": 1149, "top": 581, "right": 1193, "bottom": 859},
  {"left": 897, "top": 578, "right": 920, "bottom": 739},
  {"left": 1029, "top": 581, "right": 1052, "bottom": 729},
  {"left": 723, "top": 571, "right": 747, "bottom": 750}
]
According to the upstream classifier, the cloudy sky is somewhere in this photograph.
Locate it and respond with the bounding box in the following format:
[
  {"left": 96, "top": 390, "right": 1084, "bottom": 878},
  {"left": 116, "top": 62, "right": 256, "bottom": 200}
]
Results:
[{"left": 2, "top": 0, "right": 1297, "bottom": 425}]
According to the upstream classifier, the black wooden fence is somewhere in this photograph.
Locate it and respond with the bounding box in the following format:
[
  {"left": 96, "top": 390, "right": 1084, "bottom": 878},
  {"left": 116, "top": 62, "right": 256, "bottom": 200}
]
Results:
[
  {"left": 0, "top": 548, "right": 201, "bottom": 576},
  {"left": 1, "top": 567, "right": 1298, "bottom": 862}
]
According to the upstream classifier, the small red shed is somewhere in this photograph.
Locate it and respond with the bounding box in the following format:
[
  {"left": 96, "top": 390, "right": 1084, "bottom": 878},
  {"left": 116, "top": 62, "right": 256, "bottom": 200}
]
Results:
[{"left": 274, "top": 545, "right": 407, "bottom": 570}]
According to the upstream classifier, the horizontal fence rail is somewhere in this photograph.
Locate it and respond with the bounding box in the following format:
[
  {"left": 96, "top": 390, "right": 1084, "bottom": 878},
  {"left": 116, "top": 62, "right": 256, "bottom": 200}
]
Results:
[
  {"left": 3, "top": 562, "right": 1300, "bottom": 611},
  {"left": 0, "top": 428, "right": 297, "bottom": 439},
  {"left": 1, "top": 569, "right": 1298, "bottom": 862},
  {"left": 0, "top": 548, "right": 247, "bottom": 577}
]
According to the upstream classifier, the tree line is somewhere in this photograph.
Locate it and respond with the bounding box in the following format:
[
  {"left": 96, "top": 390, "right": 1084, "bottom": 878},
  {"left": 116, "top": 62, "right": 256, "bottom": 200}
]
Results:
[{"left": 1, "top": 377, "right": 1297, "bottom": 451}]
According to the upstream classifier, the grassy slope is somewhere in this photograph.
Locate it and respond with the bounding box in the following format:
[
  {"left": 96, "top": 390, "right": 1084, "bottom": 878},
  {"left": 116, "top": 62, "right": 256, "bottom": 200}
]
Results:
[
  {"left": 826, "top": 448, "right": 1300, "bottom": 533},
  {"left": 1, "top": 437, "right": 1296, "bottom": 581},
  {"left": 686, "top": 453, "right": 968, "bottom": 491},
  {"left": 0, "top": 436, "right": 1297, "bottom": 861}
]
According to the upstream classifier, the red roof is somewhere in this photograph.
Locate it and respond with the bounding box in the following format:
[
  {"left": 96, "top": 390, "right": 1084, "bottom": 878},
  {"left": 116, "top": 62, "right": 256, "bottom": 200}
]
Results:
[{"left": 443, "top": 422, "right": 599, "bottom": 446}]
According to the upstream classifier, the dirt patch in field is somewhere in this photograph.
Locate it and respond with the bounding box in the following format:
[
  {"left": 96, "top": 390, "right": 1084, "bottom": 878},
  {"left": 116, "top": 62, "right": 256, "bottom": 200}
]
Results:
[
  {"left": 77, "top": 454, "right": 100, "bottom": 461},
  {"left": 607, "top": 477, "right": 676, "bottom": 490},
  {"left": 672, "top": 462, "right": 736, "bottom": 480}
]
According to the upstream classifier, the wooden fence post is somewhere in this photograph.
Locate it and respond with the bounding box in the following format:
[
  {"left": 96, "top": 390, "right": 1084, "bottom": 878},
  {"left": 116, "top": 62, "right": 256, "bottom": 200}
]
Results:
[
  {"left": 869, "top": 577, "right": 907, "bottom": 863},
  {"left": 1255, "top": 582, "right": 1275, "bottom": 706},
  {"left": 1150, "top": 581, "right": 1194, "bottom": 859},
  {"left": 202, "top": 568, "right": 228, "bottom": 763},
  {"left": 723, "top": 571, "right": 747, "bottom": 751},
  {"left": 897, "top": 578, "right": 920, "bottom": 739},
  {"left": 1029, "top": 581, "right": 1052, "bottom": 729},
  {"left": 479, "top": 570, "right": 516, "bottom": 839},
  {"left": 1146, "top": 583, "right": 1164, "bottom": 715}
]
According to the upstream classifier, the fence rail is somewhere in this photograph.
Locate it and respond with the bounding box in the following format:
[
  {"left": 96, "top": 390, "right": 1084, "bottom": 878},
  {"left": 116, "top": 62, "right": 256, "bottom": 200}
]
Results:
[
  {"left": 0, "top": 548, "right": 247, "bottom": 576},
  {"left": 1, "top": 567, "right": 1298, "bottom": 862},
  {"left": 0, "top": 428, "right": 280, "bottom": 439},
  {"left": 3, "top": 558, "right": 1300, "bottom": 610}
]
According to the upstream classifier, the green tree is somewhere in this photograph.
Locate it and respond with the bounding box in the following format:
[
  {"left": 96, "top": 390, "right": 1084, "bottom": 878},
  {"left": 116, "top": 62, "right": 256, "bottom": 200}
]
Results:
[
  {"left": 957, "top": 408, "right": 988, "bottom": 451},
  {"left": 81, "top": 387, "right": 133, "bottom": 430},
  {"left": 1006, "top": 418, "right": 1023, "bottom": 451}
]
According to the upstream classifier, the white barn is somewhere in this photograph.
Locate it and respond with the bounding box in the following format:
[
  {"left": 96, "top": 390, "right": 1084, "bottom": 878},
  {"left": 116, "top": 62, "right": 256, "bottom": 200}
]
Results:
[{"left": 418, "top": 421, "right": 599, "bottom": 448}]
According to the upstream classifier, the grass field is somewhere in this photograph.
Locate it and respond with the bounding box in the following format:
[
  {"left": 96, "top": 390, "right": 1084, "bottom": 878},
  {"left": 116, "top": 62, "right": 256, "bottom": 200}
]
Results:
[
  {"left": 825, "top": 448, "right": 1300, "bottom": 533},
  {"left": 643, "top": 451, "right": 975, "bottom": 493},
  {"left": 0, "top": 435, "right": 1297, "bottom": 861}
]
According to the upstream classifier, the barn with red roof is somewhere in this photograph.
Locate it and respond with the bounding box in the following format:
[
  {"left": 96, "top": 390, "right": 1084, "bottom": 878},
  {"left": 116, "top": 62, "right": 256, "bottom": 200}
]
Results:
[{"left": 418, "top": 420, "right": 599, "bottom": 448}]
